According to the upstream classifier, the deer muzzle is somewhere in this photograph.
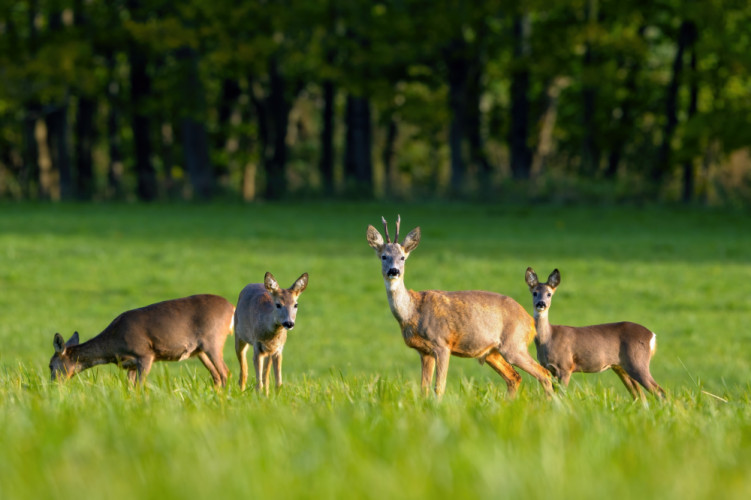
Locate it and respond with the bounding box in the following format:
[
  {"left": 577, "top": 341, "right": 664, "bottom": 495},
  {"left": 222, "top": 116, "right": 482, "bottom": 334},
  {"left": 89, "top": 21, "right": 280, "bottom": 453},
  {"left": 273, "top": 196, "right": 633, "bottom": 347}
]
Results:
[{"left": 386, "top": 268, "right": 401, "bottom": 279}]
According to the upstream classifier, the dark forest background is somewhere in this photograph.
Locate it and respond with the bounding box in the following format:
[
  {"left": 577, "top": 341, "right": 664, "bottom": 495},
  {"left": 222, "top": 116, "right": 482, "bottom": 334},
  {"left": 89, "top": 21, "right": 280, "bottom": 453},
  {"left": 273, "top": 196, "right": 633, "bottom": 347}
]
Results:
[{"left": 1, "top": 0, "right": 750, "bottom": 204}]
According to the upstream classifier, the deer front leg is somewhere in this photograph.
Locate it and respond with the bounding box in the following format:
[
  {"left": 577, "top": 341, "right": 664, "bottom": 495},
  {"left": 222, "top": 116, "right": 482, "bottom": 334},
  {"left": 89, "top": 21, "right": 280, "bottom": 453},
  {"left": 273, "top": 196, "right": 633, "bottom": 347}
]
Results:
[
  {"left": 484, "top": 351, "right": 522, "bottom": 398},
  {"left": 433, "top": 348, "right": 451, "bottom": 398},
  {"left": 252, "top": 345, "right": 266, "bottom": 393},
  {"left": 272, "top": 352, "right": 283, "bottom": 390},
  {"left": 261, "top": 351, "right": 273, "bottom": 396},
  {"left": 419, "top": 352, "right": 435, "bottom": 396}
]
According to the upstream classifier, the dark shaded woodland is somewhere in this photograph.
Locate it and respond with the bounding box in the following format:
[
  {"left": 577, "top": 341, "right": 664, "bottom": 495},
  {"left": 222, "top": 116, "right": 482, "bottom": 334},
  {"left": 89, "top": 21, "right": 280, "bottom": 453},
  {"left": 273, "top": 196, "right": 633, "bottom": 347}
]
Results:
[{"left": 1, "top": 1, "right": 749, "bottom": 203}]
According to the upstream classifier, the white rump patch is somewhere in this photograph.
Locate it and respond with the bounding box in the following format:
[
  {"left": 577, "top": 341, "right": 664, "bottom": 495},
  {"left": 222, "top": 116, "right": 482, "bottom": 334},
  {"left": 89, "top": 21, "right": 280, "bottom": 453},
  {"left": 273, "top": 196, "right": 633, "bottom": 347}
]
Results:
[{"left": 650, "top": 332, "right": 657, "bottom": 355}]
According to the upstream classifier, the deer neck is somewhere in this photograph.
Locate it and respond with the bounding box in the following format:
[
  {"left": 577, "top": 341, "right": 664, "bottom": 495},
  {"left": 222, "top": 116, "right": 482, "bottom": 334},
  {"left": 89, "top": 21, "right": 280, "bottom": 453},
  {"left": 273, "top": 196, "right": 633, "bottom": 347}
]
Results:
[
  {"left": 533, "top": 309, "right": 554, "bottom": 345},
  {"left": 384, "top": 276, "right": 416, "bottom": 326},
  {"left": 68, "top": 339, "right": 117, "bottom": 373}
]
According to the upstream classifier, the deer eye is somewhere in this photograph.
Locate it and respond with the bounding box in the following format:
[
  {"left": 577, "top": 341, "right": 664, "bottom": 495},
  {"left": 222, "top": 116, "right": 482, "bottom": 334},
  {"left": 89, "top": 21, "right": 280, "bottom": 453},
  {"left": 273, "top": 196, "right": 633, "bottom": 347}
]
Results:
[
  {"left": 381, "top": 255, "right": 387, "bottom": 260},
  {"left": 400, "top": 256, "right": 405, "bottom": 261},
  {"left": 547, "top": 293, "right": 552, "bottom": 297},
  {"left": 294, "top": 303, "right": 298, "bottom": 309},
  {"left": 533, "top": 292, "right": 538, "bottom": 297},
  {"left": 276, "top": 304, "right": 282, "bottom": 309}
]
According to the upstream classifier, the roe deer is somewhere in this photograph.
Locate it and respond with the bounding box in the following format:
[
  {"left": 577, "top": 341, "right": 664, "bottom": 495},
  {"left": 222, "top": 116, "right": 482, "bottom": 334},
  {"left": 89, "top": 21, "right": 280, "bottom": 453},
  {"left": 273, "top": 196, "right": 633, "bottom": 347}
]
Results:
[
  {"left": 366, "top": 216, "right": 553, "bottom": 398},
  {"left": 49, "top": 294, "right": 235, "bottom": 386},
  {"left": 525, "top": 267, "right": 665, "bottom": 400},
  {"left": 234, "top": 272, "right": 309, "bottom": 394}
]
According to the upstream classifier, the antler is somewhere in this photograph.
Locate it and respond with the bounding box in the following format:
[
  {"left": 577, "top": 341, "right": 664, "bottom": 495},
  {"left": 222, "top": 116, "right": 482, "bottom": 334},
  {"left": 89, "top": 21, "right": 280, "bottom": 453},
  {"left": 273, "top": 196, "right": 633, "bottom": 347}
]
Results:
[
  {"left": 395, "top": 214, "right": 401, "bottom": 244},
  {"left": 381, "top": 216, "right": 391, "bottom": 243}
]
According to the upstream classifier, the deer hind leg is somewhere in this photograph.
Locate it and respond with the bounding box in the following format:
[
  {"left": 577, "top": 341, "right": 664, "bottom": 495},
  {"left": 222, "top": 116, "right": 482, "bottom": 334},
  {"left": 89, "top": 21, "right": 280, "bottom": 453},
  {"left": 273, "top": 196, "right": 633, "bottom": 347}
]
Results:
[
  {"left": 484, "top": 351, "right": 522, "bottom": 398},
  {"left": 629, "top": 366, "right": 665, "bottom": 399},
  {"left": 419, "top": 352, "right": 436, "bottom": 396},
  {"left": 235, "top": 337, "right": 250, "bottom": 391},
  {"left": 612, "top": 365, "right": 642, "bottom": 400},
  {"left": 203, "top": 344, "right": 229, "bottom": 387},
  {"left": 197, "top": 351, "right": 223, "bottom": 387}
]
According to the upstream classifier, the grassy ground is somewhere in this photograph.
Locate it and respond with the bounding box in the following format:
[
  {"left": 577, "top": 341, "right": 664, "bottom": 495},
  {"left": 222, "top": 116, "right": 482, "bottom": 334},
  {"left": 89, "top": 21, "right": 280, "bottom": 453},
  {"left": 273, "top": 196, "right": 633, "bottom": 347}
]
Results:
[{"left": 1, "top": 202, "right": 750, "bottom": 499}]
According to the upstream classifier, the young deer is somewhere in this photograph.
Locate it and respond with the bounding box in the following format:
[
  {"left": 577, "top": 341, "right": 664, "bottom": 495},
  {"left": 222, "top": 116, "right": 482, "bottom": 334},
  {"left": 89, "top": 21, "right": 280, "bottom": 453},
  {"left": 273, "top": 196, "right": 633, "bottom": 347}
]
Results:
[
  {"left": 234, "top": 272, "right": 309, "bottom": 394},
  {"left": 49, "top": 294, "right": 235, "bottom": 386},
  {"left": 525, "top": 267, "right": 665, "bottom": 400},
  {"left": 366, "top": 216, "right": 553, "bottom": 398}
]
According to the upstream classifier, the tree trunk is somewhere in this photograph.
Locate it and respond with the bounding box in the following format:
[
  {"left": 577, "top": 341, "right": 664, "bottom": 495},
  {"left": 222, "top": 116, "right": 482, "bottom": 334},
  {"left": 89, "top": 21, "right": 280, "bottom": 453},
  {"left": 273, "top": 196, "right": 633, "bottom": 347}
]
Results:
[
  {"left": 178, "top": 47, "right": 213, "bottom": 200},
  {"left": 605, "top": 27, "right": 645, "bottom": 179},
  {"left": 75, "top": 97, "right": 96, "bottom": 200},
  {"left": 344, "top": 94, "right": 373, "bottom": 197},
  {"left": 382, "top": 115, "right": 398, "bottom": 198},
  {"left": 45, "top": 6, "right": 72, "bottom": 200},
  {"left": 509, "top": 14, "right": 532, "bottom": 180},
  {"left": 105, "top": 52, "right": 124, "bottom": 199},
  {"left": 654, "top": 20, "right": 697, "bottom": 186},
  {"left": 45, "top": 103, "right": 72, "bottom": 200},
  {"left": 319, "top": 79, "right": 336, "bottom": 196},
  {"left": 127, "top": 0, "right": 157, "bottom": 201},
  {"left": 580, "top": 0, "right": 601, "bottom": 175},
  {"left": 467, "top": 63, "right": 491, "bottom": 192},
  {"left": 72, "top": 0, "right": 95, "bottom": 200},
  {"left": 682, "top": 36, "right": 699, "bottom": 203},
  {"left": 446, "top": 43, "right": 468, "bottom": 194},
  {"left": 254, "top": 57, "right": 292, "bottom": 200}
]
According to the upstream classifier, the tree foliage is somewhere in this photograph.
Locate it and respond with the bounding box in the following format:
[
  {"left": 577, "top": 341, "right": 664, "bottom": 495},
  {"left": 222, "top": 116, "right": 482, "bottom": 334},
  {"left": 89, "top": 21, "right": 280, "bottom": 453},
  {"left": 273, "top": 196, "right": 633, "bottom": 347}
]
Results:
[{"left": 0, "top": 0, "right": 749, "bottom": 203}]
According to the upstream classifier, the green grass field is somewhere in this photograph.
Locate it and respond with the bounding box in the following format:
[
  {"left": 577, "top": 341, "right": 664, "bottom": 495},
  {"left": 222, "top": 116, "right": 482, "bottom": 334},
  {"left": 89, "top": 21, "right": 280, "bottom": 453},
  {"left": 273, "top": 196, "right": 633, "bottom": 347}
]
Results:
[{"left": 1, "top": 202, "right": 750, "bottom": 499}]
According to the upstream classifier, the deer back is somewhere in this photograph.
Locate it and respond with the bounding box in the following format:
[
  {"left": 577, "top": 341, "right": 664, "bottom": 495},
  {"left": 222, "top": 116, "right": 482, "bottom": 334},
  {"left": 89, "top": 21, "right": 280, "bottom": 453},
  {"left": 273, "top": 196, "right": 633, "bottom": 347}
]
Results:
[{"left": 549, "top": 321, "right": 654, "bottom": 372}]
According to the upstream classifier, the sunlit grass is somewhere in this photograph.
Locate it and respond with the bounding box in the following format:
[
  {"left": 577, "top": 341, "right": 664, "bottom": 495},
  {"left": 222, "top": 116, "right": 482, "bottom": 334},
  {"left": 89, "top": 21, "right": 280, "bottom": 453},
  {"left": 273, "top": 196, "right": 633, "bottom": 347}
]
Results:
[{"left": 1, "top": 202, "right": 750, "bottom": 499}]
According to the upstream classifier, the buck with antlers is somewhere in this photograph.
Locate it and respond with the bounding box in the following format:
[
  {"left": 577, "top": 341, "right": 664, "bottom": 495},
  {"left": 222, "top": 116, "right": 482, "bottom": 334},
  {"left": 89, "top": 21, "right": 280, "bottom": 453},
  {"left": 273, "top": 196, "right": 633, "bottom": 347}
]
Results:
[
  {"left": 366, "top": 216, "right": 553, "bottom": 398},
  {"left": 525, "top": 267, "right": 665, "bottom": 400}
]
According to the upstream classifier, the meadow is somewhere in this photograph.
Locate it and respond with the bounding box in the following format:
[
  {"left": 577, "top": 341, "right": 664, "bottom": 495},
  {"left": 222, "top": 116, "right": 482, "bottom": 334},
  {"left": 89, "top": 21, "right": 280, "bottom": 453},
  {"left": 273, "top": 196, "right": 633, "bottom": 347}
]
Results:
[{"left": 0, "top": 201, "right": 750, "bottom": 499}]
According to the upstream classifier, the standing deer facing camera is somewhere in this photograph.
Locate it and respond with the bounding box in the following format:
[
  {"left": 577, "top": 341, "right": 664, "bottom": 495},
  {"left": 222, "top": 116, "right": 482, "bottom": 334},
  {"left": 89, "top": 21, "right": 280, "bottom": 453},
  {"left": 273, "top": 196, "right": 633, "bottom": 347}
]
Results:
[
  {"left": 367, "top": 216, "right": 553, "bottom": 398},
  {"left": 525, "top": 267, "right": 665, "bottom": 400},
  {"left": 49, "top": 294, "right": 236, "bottom": 387},
  {"left": 234, "top": 272, "right": 309, "bottom": 394}
]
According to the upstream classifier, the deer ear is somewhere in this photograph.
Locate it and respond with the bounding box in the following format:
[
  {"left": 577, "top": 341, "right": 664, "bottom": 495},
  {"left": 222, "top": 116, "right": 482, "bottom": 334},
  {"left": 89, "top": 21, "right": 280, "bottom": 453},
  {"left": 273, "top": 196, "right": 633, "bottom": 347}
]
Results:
[
  {"left": 402, "top": 227, "right": 421, "bottom": 254},
  {"left": 548, "top": 269, "right": 561, "bottom": 289},
  {"left": 525, "top": 268, "right": 539, "bottom": 288},
  {"left": 68, "top": 331, "right": 80, "bottom": 347},
  {"left": 366, "top": 225, "right": 384, "bottom": 251},
  {"left": 264, "top": 272, "right": 281, "bottom": 293},
  {"left": 291, "top": 273, "right": 308, "bottom": 294},
  {"left": 53, "top": 333, "right": 67, "bottom": 355}
]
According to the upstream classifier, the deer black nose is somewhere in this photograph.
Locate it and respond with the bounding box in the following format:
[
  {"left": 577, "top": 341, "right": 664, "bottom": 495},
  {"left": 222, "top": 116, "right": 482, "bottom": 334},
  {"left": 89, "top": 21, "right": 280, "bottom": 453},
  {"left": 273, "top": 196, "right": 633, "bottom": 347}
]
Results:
[
  {"left": 387, "top": 268, "right": 400, "bottom": 278},
  {"left": 282, "top": 321, "right": 294, "bottom": 329},
  {"left": 535, "top": 302, "right": 547, "bottom": 310}
]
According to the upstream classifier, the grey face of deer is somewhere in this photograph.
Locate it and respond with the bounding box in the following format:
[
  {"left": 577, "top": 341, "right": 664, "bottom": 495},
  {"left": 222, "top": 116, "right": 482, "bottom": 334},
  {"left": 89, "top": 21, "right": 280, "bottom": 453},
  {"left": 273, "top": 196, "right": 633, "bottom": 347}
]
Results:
[
  {"left": 525, "top": 268, "right": 560, "bottom": 312},
  {"left": 265, "top": 272, "right": 308, "bottom": 330},
  {"left": 366, "top": 218, "right": 421, "bottom": 281},
  {"left": 49, "top": 332, "right": 80, "bottom": 381}
]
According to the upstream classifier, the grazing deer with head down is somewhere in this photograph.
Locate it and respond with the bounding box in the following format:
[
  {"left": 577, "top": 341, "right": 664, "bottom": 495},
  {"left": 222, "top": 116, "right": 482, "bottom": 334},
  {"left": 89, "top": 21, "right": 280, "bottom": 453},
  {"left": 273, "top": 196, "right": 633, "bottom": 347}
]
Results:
[
  {"left": 234, "top": 272, "right": 309, "bottom": 394},
  {"left": 366, "top": 216, "right": 553, "bottom": 398},
  {"left": 525, "top": 267, "right": 665, "bottom": 400},
  {"left": 49, "top": 294, "right": 235, "bottom": 386}
]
